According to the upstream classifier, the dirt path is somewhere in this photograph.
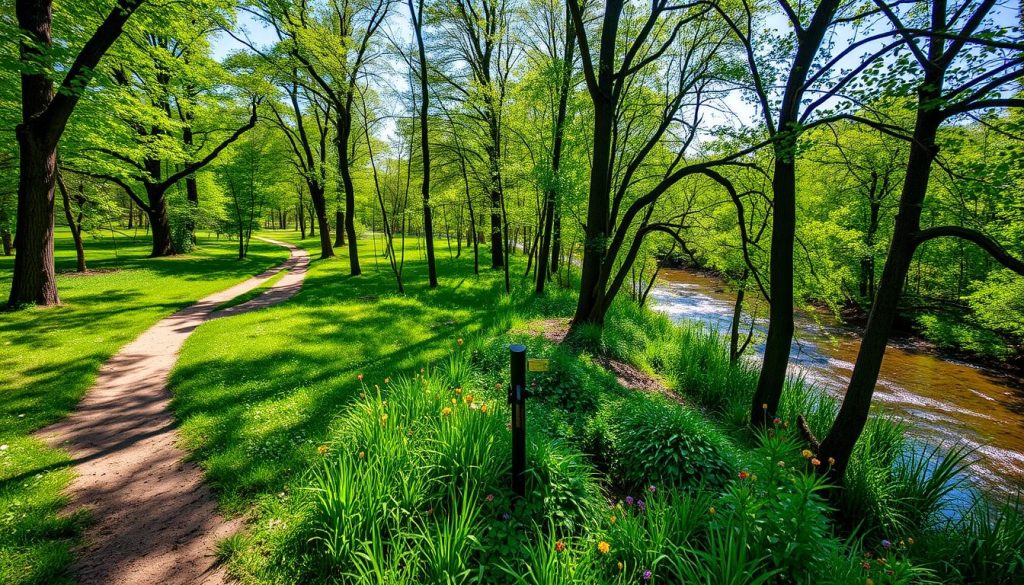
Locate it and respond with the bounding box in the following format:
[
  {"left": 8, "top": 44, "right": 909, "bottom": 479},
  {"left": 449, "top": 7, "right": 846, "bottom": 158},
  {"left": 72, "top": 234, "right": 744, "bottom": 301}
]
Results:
[{"left": 37, "top": 238, "right": 309, "bottom": 585}]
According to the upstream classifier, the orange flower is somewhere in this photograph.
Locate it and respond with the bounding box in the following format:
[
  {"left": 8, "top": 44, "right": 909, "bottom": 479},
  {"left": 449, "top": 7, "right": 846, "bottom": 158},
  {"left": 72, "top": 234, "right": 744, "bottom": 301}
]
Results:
[
  {"left": 464, "top": 394, "right": 474, "bottom": 404},
  {"left": 597, "top": 541, "right": 610, "bottom": 554},
  {"left": 811, "top": 458, "right": 821, "bottom": 466},
  {"left": 480, "top": 403, "right": 488, "bottom": 413},
  {"left": 555, "top": 540, "right": 565, "bottom": 553},
  {"left": 317, "top": 445, "right": 328, "bottom": 455},
  {"left": 358, "top": 373, "right": 364, "bottom": 381}
]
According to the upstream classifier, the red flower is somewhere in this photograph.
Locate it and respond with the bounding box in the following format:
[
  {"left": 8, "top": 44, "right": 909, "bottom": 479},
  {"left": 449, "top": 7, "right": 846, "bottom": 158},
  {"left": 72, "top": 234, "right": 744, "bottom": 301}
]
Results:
[
  {"left": 555, "top": 540, "right": 565, "bottom": 553},
  {"left": 738, "top": 470, "right": 750, "bottom": 480}
]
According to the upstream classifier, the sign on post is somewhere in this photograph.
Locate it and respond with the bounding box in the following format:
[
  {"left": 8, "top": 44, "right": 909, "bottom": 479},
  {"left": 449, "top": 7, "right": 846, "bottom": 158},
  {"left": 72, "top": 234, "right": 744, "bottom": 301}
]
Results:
[{"left": 509, "top": 344, "right": 527, "bottom": 500}]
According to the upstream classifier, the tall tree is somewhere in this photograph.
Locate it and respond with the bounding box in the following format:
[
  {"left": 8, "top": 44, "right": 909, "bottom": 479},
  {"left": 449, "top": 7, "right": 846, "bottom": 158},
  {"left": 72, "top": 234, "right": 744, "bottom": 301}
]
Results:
[
  {"left": 408, "top": 0, "right": 437, "bottom": 286},
  {"left": 434, "top": 0, "right": 518, "bottom": 269},
  {"left": 8, "top": 0, "right": 145, "bottom": 307},
  {"left": 817, "top": 0, "right": 1024, "bottom": 481}
]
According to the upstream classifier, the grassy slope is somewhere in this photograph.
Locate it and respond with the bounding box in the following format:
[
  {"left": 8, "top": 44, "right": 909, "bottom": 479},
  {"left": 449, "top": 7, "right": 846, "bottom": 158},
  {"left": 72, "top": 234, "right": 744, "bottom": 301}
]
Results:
[
  {"left": 171, "top": 231, "right": 514, "bottom": 512},
  {"left": 0, "top": 229, "right": 289, "bottom": 585}
]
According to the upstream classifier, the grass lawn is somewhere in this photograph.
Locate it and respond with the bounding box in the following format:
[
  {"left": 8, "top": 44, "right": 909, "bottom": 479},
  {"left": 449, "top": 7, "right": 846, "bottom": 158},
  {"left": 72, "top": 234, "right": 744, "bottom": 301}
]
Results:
[
  {"left": 171, "top": 230, "right": 517, "bottom": 513},
  {"left": 0, "top": 228, "right": 289, "bottom": 585}
]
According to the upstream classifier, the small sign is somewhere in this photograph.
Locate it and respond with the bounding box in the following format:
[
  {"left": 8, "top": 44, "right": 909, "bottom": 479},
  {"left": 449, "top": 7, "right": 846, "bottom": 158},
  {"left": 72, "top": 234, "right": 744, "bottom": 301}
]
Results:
[{"left": 527, "top": 358, "right": 550, "bottom": 372}]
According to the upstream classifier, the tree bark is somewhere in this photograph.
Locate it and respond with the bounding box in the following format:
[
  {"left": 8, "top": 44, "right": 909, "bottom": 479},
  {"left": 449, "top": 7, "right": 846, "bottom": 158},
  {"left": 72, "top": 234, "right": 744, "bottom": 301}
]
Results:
[
  {"left": 335, "top": 210, "right": 346, "bottom": 247},
  {"left": 9, "top": 0, "right": 145, "bottom": 307}
]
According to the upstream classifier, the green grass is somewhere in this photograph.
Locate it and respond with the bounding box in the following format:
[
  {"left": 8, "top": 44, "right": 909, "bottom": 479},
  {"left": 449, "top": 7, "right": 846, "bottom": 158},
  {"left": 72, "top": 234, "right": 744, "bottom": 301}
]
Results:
[{"left": 0, "top": 228, "right": 289, "bottom": 585}]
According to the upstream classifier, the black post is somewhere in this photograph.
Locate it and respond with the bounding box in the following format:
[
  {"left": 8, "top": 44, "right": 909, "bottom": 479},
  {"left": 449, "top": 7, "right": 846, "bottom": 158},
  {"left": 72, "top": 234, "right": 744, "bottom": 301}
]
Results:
[{"left": 509, "top": 344, "right": 527, "bottom": 499}]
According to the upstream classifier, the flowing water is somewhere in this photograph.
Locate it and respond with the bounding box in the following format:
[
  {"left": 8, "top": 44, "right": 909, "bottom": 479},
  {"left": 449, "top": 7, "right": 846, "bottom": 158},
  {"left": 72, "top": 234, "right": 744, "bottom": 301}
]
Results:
[{"left": 650, "top": 268, "right": 1024, "bottom": 496}]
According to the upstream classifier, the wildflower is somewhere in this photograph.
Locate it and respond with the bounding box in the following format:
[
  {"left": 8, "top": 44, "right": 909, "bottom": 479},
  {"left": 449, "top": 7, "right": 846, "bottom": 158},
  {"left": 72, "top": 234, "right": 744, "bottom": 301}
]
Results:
[
  {"left": 496, "top": 382, "right": 503, "bottom": 390},
  {"left": 642, "top": 569, "right": 652, "bottom": 581},
  {"left": 317, "top": 445, "right": 328, "bottom": 455},
  {"left": 637, "top": 500, "right": 646, "bottom": 512},
  {"left": 451, "top": 398, "right": 457, "bottom": 405},
  {"left": 617, "top": 562, "right": 624, "bottom": 572},
  {"left": 384, "top": 377, "right": 391, "bottom": 384},
  {"left": 464, "top": 394, "right": 474, "bottom": 404},
  {"left": 773, "top": 417, "right": 782, "bottom": 425},
  {"left": 907, "top": 537, "right": 914, "bottom": 545},
  {"left": 648, "top": 485, "right": 656, "bottom": 494},
  {"left": 555, "top": 540, "right": 565, "bottom": 553},
  {"left": 625, "top": 496, "right": 634, "bottom": 506},
  {"left": 783, "top": 421, "right": 789, "bottom": 428},
  {"left": 762, "top": 403, "right": 768, "bottom": 410},
  {"left": 457, "top": 338, "right": 464, "bottom": 346},
  {"left": 708, "top": 506, "right": 716, "bottom": 515},
  {"left": 801, "top": 449, "right": 813, "bottom": 458},
  {"left": 881, "top": 539, "right": 892, "bottom": 549},
  {"left": 481, "top": 403, "right": 489, "bottom": 413},
  {"left": 456, "top": 387, "right": 463, "bottom": 395},
  {"left": 811, "top": 458, "right": 821, "bottom": 466},
  {"left": 777, "top": 460, "right": 786, "bottom": 468},
  {"left": 358, "top": 451, "right": 365, "bottom": 460},
  {"left": 486, "top": 494, "right": 494, "bottom": 502},
  {"left": 861, "top": 562, "right": 871, "bottom": 570},
  {"left": 738, "top": 471, "right": 750, "bottom": 480},
  {"left": 751, "top": 474, "right": 758, "bottom": 482},
  {"left": 610, "top": 515, "right": 616, "bottom": 524},
  {"left": 358, "top": 373, "right": 364, "bottom": 381},
  {"left": 597, "top": 541, "right": 610, "bottom": 554},
  {"left": 380, "top": 414, "right": 388, "bottom": 425},
  {"left": 441, "top": 407, "right": 452, "bottom": 417},
  {"left": 828, "top": 457, "right": 836, "bottom": 466}
]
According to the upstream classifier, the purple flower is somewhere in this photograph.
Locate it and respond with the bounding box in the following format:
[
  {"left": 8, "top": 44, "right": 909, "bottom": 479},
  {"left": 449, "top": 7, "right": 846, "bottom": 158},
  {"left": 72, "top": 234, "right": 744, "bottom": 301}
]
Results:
[
  {"left": 881, "top": 539, "right": 892, "bottom": 549},
  {"left": 637, "top": 499, "right": 646, "bottom": 512},
  {"left": 642, "top": 569, "right": 652, "bottom": 581},
  {"left": 625, "top": 496, "right": 634, "bottom": 506},
  {"left": 648, "top": 485, "right": 656, "bottom": 494},
  {"left": 502, "top": 511, "right": 512, "bottom": 521}
]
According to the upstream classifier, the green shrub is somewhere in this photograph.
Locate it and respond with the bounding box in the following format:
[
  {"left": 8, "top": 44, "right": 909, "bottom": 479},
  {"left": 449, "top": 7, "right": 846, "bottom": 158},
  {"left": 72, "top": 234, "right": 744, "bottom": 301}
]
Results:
[{"left": 590, "top": 395, "right": 737, "bottom": 492}]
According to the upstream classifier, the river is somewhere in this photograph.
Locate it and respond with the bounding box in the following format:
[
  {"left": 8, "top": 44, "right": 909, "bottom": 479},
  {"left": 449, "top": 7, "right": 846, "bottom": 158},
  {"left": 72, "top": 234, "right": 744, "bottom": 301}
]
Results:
[{"left": 650, "top": 268, "right": 1024, "bottom": 496}]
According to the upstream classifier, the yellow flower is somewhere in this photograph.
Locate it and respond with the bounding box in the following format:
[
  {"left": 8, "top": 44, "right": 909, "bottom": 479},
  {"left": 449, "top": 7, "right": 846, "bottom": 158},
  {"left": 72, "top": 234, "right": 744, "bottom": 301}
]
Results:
[
  {"left": 358, "top": 451, "right": 365, "bottom": 459},
  {"left": 451, "top": 398, "right": 457, "bottom": 405},
  {"left": 441, "top": 407, "right": 452, "bottom": 417},
  {"left": 762, "top": 403, "right": 768, "bottom": 410},
  {"left": 617, "top": 561, "right": 623, "bottom": 572},
  {"left": 457, "top": 338, "right": 464, "bottom": 346},
  {"left": 455, "top": 387, "right": 463, "bottom": 395},
  {"left": 317, "top": 445, "right": 328, "bottom": 455},
  {"left": 597, "top": 541, "right": 610, "bottom": 554},
  {"left": 907, "top": 537, "right": 914, "bottom": 545},
  {"left": 380, "top": 414, "right": 388, "bottom": 425},
  {"left": 828, "top": 457, "right": 836, "bottom": 466},
  {"left": 384, "top": 377, "right": 391, "bottom": 384},
  {"left": 709, "top": 506, "right": 716, "bottom": 515},
  {"left": 801, "top": 449, "right": 813, "bottom": 459},
  {"left": 480, "top": 403, "right": 488, "bottom": 413}
]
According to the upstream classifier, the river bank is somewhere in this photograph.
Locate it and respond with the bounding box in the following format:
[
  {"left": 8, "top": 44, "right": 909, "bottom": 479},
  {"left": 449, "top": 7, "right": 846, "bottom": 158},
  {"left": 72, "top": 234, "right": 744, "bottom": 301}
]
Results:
[{"left": 650, "top": 268, "right": 1024, "bottom": 495}]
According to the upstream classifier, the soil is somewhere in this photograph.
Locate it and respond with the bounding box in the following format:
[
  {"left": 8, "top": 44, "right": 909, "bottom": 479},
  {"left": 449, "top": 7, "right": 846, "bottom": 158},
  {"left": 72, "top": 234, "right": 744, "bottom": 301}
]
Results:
[{"left": 35, "top": 238, "right": 309, "bottom": 585}]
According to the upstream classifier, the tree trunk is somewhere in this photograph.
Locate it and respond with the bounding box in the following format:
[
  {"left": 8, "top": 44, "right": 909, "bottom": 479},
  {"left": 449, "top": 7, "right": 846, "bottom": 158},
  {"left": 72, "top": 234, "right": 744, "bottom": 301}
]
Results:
[
  {"left": 146, "top": 187, "right": 175, "bottom": 257},
  {"left": 337, "top": 119, "right": 360, "bottom": 274},
  {"left": 309, "top": 182, "right": 332, "bottom": 258},
  {"left": 335, "top": 209, "right": 346, "bottom": 247},
  {"left": 56, "top": 170, "right": 86, "bottom": 272},
  {"left": 10, "top": 129, "right": 59, "bottom": 305},
  {"left": 818, "top": 105, "right": 943, "bottom": 481}
]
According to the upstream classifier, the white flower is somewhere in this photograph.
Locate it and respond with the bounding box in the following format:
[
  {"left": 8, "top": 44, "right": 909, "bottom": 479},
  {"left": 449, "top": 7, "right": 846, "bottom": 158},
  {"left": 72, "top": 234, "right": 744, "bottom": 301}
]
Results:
[{"left": 0, "top": 444, "right": 8, "bottom": 451}]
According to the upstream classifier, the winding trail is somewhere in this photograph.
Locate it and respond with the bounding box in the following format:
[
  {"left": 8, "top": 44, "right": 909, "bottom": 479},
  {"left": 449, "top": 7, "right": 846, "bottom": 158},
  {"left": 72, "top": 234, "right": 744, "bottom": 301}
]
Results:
[{"left": 37, "top": 238, "right": 309, "bottom": 585}]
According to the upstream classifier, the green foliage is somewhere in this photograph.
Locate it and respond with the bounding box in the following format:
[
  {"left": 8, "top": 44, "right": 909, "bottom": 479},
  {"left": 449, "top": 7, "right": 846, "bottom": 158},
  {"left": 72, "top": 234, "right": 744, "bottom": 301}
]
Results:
[{"left": 589, "top": 395, "right": 737, "bottom": 492}]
